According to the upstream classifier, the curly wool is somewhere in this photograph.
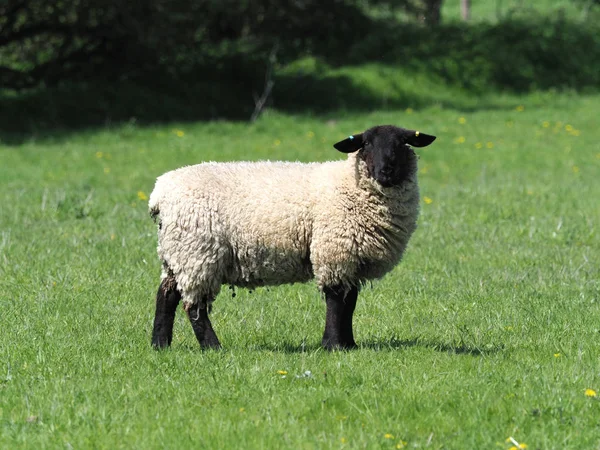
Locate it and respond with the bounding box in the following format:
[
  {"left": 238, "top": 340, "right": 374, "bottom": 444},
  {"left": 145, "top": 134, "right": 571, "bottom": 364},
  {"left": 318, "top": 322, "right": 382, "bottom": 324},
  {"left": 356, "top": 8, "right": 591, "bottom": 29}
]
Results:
[{"left": 149, "top": 153, "right": 419, "bottom": 307}]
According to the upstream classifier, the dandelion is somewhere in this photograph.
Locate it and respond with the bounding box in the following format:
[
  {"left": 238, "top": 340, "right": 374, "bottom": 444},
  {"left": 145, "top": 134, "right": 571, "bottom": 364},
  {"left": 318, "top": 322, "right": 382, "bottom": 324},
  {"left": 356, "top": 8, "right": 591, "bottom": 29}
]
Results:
[
  {"left": 596, "top": 153, "right": 600, "bottom": 160},
  {"left": 173, "top": 129, "right": 185, "bottom": 137},
  {"left": 585, "top": 388, "right": 597, "bottom": 397},
  {"left": 554, "top": 353, "right": 561, "bottom": 358},
  {"left": 569, "top": 129, "right": 581, "bottom": 136},
  {"left": 396, "top": 442, "right": 407, "bottom": 449},
  {"left": 137, "top": 191, "right": 148, "bottom": 201},
  {"left": 307, "top": 131, "right": 315, "bottom": 139},
  {"left": 405, "top": 108, "right": 413, "bottom": 114},
  {"left": 384, "top": 433, "right": 394, "bottom": 439},
  {"left": 572, "top": 166, "right": 580, "bottom": 174},
  {"left": 423, "top": 196, "right": 433, "bottom": 204},
  {"left": 454, "top": 136, "right": 466, "bottom": 144},
  {"left": 505, "top": 326, "right": 513, "bottom": 331},
  {"left": 341, "top": 437, "right": 347, "bottom": 444},
  {"left": 419, "top": 166, "right": 429, "bottom": 175},
  {"left": 507, "top": 437, "right": 528, "bottom": 449},
  {"left": 486, "top": 142, "right": 494, "bottom": 149},
  {"left": 104, "top": 167, "right": 110, "bottom": 174},
  {"left": 458, "top": 117, "right": 466, "bottom": 124},
  {"left": 515, "top": 105, "right": 525, "bottom": 112},
  {"left": 475, "top": 142, "right": 483, "bottom": 149},
  {"left": 96, "top": 151, "right": 104, "bottom": 158},
  {"left": 565, "top": 124, "right": 574, "bottom": 132},
  {"left": 274, "top": 139, "right": 281, "bottom": 146},
  {"left": 277, "top": 370, "right": 288, "bottom": 375},
  {"left": 110, "top": 234, "right": 116, "bottom": 241},
  {"left": 239, "top": 408, "right": 245, "bottom": 413},
  {"left": 542, "top": 121, "right": 550, "bottom": 128}
]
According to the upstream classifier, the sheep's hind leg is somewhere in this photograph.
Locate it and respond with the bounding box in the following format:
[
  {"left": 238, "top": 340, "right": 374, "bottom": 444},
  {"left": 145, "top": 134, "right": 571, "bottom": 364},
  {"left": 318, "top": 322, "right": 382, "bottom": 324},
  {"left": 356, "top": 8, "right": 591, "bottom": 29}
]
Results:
[
  {"left": 322, "top": 285, "right": 358, "bottom": 350},
  {"left": 151, "top": 275, "right": 182, "bottom": 349},
  {"left": 185, "top": 301, "right": 221, "bottom": 350}
]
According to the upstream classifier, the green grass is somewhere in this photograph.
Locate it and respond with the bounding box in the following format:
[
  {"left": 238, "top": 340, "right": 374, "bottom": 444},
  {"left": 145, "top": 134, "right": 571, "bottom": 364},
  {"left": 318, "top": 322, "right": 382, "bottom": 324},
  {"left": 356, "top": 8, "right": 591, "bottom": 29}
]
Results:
[{"left": 1, "top": 88, "right": 600, "bottom": 449}]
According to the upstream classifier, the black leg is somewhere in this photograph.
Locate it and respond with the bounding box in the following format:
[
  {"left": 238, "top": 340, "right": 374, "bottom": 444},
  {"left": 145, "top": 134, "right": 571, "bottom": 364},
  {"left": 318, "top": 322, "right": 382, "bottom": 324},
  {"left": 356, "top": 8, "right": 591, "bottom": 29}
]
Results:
[
  {"left": 340, "top": 286, "right": 358, "bottom": 348},
  {"left": 151, "top": 275, "right": 181, "bottom": 349},
  {"left": 322, "top": 285, "right": 359, "bottom": 350},
  {"left": 185, "top": 301, "right": 221, "bottom": 350}
]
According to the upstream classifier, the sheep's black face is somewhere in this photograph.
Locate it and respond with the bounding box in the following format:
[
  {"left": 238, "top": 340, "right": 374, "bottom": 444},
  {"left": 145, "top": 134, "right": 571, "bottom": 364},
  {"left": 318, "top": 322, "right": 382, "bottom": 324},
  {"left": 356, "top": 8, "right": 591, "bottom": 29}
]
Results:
[{"left": 333, "top": 125, "right": 437, "bottom": 188}]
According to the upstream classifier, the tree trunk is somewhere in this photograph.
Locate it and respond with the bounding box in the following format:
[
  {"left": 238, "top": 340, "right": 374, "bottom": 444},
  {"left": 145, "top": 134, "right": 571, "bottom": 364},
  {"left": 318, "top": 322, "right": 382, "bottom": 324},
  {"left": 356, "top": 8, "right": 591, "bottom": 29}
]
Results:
[
  {"left": 423, "top": 0, "right": 443, "bottom": 26},
  {"left": 461, "top": 0, "right": 470, "bottom": 21}
]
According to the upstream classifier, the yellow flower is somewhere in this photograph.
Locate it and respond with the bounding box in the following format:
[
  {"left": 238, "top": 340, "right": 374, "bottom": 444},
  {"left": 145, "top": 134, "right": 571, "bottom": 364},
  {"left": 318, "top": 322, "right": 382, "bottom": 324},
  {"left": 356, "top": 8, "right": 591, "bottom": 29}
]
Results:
[
  {"left": 274, "top": 139, "right": 281, "bottom": 146},
  {"left": 137, "top": 191, "right": 148, "bottom": 201},
  {"left": 486, "top": 142, "right": 494, "bottom": 149},
  {"left": 554, "top": 353, "right": 560, "bottom": 358},
  {"left": 277, "top": 370, "right": 287, "bottom": 375},
  {"left": 585, "top": 388, "right": 597, "bottom": 397},
  {"left": 454, "top": 136, "right": 465, "bottom": 144},
  {"left": 307, "top": 131, "right": 315, "bottom": 138},
  {"left": 96, "top": 151, "right": 104, "bottom": 158},
  {"left": 423, "top": 196, "right": 433, "bottom": 204},
  {"left": 565, "top": 124, "right": 573, "bottom": 132},
  {"left": 458, "top": 117, "right": 466, "bottom": 124},
  {"left": 110, "top": 234, "right": 116, "bottom": 241},
  {"left": 239, "top": 407, "right": 245, "bottom": 412},
  {"left": 384, "top": 433, "right": 394, "bottom": 439},
  {"left": 173, "top": 129, "right": 185, "bottom": 137},
  {"left": 396, "top": 441, "right": 407, "bottom": 449},
  {"left": 419, "top": 166, "right": 429, "bottom": 174},
  {"left": 572, "top": 166, "right": 580, "bottom": 174},
  {"left": 569, "top": 129, "right": 580, "bottom": 136},
  {"left": 405, "top": 108, "right": 413, "bottom": 114},
  {"left": 596, "top": 153, "right": 600, "bottom": 159},
  {"left": 542, "top": 121, "right": 550, "bottom": 128},
  {"left": 475, "top": 142, "right": 483, "bottom": 149},
  {"left": 515, "top": 105, "right": 525, "bottom": 112},
  {"left": 341, "top": 437, "right": 347, "bottom": 444}
]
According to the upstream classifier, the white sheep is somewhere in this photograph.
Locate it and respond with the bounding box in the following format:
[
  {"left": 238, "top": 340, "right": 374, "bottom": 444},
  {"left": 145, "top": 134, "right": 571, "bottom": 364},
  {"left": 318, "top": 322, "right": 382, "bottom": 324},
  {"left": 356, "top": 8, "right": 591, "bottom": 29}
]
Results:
[{"left": 149, "top": 125, "right": 436, "bottom": 350}]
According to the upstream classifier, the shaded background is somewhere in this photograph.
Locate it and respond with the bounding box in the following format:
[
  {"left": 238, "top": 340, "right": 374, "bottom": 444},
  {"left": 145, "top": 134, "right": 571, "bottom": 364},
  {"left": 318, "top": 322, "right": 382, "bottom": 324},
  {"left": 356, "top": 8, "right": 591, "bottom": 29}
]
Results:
[{"left": 1, "top": 0, "right": 599, "bottom": 134}]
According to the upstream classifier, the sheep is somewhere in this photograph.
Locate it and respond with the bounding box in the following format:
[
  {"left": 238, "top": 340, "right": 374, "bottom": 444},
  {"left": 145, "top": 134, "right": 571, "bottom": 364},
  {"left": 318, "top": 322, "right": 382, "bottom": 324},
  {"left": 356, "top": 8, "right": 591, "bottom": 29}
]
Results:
[{"left": 149, "top": 125, "right": 436, "bottom": 350}]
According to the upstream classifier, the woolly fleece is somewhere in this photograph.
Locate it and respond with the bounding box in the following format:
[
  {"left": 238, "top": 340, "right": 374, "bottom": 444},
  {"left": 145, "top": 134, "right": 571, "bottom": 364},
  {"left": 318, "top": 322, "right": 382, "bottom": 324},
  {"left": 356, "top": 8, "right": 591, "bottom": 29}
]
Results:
[{"left": 149, "top": 152, "right": 419, "bottom": 307}]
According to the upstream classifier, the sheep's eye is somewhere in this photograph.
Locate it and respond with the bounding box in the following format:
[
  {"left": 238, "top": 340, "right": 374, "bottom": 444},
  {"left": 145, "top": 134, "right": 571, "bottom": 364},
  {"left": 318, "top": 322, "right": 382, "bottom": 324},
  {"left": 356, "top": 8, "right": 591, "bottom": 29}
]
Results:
[{"left": 364, "top": 141, "right": 371, "bottom": 147}]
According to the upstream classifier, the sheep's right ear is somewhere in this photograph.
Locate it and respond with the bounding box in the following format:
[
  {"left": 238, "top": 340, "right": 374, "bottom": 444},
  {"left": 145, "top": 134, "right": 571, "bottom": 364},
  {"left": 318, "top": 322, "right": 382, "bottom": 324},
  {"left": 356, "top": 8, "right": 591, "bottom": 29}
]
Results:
[{"left": 333, "top": 133, "right": 364, "bottom": 153}]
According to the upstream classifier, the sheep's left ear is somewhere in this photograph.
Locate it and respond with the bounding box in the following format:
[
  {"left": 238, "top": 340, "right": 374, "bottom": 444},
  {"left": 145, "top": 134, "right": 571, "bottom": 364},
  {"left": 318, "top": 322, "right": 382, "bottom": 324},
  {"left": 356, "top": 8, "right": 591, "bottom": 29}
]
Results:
[
  {"left": 333, "top": 133, "right": 364, "bottom": 153},
  {"left": 405, "top": 130, "right": 436, "bottom": 148}
]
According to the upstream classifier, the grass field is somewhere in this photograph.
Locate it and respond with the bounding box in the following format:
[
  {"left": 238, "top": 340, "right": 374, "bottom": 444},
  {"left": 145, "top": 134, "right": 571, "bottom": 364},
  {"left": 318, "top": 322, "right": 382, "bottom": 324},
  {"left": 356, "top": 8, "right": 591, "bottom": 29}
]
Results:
[{"left": 1, "top": 80, "right": 600, "bottom": 449}]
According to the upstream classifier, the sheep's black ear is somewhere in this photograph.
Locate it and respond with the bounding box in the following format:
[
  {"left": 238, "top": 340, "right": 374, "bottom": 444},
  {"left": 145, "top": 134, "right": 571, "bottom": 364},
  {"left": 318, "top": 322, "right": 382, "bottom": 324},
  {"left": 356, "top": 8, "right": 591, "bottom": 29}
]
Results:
[
  {"left": 405, "top": 130, "right": 436, "bottom": 148},
  {"left": 333, "top": 133, "right": 364, "bottom": 153}
]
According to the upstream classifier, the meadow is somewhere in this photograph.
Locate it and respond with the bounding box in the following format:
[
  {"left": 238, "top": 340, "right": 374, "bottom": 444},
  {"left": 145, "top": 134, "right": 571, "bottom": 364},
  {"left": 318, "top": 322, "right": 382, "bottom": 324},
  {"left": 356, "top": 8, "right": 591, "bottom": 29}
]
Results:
[{"left": 1, "top": 82, "right": 599, "bottom": 449}]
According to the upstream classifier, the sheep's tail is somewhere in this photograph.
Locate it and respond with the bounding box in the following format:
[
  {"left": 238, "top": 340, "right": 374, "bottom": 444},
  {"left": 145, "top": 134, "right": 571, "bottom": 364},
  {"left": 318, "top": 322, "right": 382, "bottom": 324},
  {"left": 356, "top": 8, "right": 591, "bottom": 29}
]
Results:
[{"left": 148, "top": 190, "right": 160, "bottom": 223}]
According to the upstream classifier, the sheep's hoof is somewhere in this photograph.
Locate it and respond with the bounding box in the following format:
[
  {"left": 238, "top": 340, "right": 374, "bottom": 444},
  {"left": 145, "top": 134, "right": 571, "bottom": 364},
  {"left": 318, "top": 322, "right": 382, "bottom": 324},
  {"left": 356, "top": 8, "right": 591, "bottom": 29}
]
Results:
[{"left": 151, "top": 338, "right": 172, "bottom": 350}]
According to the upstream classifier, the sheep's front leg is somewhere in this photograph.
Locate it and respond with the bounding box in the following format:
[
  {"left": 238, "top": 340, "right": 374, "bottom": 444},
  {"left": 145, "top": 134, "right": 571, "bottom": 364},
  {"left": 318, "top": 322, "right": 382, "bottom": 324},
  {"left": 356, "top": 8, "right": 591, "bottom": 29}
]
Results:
[
  {"left": 151, "top": 276, "right": 181, "bottom": 349},
  {"left": 185, "top": 302, "right": 221, "bottom": 350},
  {"left": 322, "top": 285, "right": 358, "bottom": 350}
]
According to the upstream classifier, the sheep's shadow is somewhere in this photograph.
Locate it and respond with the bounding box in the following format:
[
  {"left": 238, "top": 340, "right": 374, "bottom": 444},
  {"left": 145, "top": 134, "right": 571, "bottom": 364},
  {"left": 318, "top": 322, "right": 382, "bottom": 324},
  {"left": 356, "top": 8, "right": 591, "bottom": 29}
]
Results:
[
  {"left": 359, "top": 337, "right": 504, "bottom": 356},
  {"left": 245, "top": 337, "right": 503, "bottom": 355}
]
